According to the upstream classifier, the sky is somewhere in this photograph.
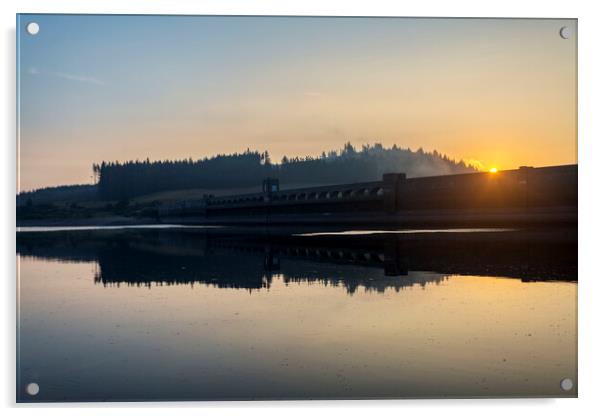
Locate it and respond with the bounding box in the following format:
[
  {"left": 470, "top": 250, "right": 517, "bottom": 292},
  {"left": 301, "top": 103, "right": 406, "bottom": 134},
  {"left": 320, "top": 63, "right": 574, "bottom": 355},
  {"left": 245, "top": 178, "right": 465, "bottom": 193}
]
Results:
[{"left": 17, "top": 15, "right": 577, "bottom": 191}]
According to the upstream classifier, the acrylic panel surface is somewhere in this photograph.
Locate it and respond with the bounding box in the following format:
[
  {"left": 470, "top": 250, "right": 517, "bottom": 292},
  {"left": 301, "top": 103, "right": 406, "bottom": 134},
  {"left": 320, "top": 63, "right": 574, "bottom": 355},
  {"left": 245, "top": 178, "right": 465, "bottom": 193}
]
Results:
[{"left": 16, "top": 15, "right": 577, "bottom": 402}]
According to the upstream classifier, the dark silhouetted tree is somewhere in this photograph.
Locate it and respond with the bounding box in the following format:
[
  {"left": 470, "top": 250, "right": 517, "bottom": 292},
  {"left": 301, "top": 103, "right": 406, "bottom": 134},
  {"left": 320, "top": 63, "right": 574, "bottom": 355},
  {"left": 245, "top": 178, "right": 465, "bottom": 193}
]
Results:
[{"left": 93, "top": 143, "right": 477, "bottom": 200}]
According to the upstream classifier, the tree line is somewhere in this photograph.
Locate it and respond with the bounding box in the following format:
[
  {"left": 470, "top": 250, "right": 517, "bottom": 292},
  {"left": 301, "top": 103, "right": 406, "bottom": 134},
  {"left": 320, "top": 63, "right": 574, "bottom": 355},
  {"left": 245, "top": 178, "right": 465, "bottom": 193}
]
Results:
[{"left": 93, "top": 143, "right": 477, "bottom": 200}]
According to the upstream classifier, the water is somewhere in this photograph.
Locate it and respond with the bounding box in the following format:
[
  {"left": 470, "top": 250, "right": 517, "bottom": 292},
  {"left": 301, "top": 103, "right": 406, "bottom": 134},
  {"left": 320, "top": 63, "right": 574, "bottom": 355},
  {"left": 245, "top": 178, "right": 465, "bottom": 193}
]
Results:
[
  {"left": 294, "top": 228, "right": 512, "bottom": 236},
  {"left": 16, "top": 227, "right": 577, "bottom": 401},
  {"left": 16, "top": 224, "right": 222, "bottom": 233}
]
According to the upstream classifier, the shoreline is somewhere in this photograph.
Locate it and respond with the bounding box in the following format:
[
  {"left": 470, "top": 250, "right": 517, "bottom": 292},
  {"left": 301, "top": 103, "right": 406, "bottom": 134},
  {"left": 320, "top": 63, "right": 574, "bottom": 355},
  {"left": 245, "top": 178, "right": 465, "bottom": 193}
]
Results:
[
  {"left": 16, "top": 216, "right": 166, "bottom": 228},
  {"left": 17, "top": 206, "right": 578, "bottom": 229}
]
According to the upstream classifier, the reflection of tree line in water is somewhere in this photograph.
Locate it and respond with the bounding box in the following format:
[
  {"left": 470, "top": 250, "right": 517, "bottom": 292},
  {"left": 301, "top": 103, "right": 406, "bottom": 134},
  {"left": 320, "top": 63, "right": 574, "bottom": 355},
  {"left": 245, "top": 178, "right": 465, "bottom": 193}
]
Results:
[
  {"left": 94, "top": 247, "right": 448, "bottom": 294},
  {"left": 16, "top": 227, "right": 576, "bottom": 293}
]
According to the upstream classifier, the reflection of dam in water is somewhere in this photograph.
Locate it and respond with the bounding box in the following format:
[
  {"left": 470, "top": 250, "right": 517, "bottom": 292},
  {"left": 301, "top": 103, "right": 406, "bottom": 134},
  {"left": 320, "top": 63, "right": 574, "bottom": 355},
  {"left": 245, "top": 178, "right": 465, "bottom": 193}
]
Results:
[
  {"left": 16, "top": 227, "right": 576, "bottom": 293},
  {"left": 97, "top": 249, "right": 448, "bottom": 294}
]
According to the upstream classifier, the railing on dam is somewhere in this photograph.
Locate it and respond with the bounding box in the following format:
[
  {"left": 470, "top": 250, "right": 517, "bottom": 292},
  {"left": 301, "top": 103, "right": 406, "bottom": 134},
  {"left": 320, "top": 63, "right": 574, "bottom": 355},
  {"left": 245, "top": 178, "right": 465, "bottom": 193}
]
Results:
[
  {"left": 207, "top": 180, "right": 385, "bottom": 207},
  {"left": 159, "top": 164, "right": 577, "bottom": 219}
]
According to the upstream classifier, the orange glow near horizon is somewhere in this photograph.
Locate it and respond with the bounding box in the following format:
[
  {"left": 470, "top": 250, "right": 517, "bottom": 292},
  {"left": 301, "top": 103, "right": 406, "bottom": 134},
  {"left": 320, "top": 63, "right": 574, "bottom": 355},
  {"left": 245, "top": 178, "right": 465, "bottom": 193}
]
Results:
[
  {"left": 489, "top": 167, "right": 498, "bottom": 173},
  {"left": 17, "top": 16, "right": 577, "bottom": 191}
]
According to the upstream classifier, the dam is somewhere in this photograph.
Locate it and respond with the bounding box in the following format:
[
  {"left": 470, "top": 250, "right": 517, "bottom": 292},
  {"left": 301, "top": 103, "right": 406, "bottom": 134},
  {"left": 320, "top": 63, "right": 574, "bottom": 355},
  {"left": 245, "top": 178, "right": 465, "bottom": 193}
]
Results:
[{"left": 159, "top": 164, "right": 577, "bottom": 227}]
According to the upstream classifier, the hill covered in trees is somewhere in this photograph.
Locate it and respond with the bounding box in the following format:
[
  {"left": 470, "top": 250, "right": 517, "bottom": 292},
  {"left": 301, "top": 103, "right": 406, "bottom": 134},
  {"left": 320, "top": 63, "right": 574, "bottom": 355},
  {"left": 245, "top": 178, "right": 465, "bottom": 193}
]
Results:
[
  {"left": 17, "top": 184, "right": 98, "bottom": 207},
  {"left": 93, "top": 143, "right": 477, "bottom": 200}
]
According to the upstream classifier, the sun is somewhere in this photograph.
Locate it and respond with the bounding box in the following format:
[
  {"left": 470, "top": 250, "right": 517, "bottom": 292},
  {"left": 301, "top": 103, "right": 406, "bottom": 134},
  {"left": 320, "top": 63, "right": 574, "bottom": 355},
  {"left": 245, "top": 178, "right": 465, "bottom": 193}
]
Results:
[{"left": 489, "top": 167, "right": 498, "bottom": 173}]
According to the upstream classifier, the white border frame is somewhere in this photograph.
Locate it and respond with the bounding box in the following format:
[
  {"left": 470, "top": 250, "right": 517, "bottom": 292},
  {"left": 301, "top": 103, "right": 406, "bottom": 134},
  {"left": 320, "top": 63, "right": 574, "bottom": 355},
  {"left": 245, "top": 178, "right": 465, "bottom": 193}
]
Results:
[{"left": 3, "top": 1, "right": 600, "bottom": 415}]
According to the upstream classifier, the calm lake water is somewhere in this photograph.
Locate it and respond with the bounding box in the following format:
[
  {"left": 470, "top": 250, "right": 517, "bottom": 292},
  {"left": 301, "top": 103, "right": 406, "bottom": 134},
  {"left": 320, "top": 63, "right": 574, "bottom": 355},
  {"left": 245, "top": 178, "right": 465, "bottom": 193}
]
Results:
[{"left": 16, "top": 227, "right": 577, "bottom": 401}]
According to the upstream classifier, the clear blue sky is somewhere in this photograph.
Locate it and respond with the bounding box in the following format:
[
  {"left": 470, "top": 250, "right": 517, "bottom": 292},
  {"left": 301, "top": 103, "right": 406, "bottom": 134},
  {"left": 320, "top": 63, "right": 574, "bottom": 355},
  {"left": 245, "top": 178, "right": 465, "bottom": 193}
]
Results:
[{"left": 18, "top": 15, "right": 576, "bottom": 191}]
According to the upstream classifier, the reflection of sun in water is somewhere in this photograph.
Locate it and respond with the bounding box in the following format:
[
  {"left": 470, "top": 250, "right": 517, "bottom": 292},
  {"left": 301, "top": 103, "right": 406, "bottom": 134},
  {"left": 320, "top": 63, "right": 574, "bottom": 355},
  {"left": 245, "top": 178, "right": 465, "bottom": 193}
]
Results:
[{"left": 489, "top": 167, "right": 498, "bottom": 173}]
